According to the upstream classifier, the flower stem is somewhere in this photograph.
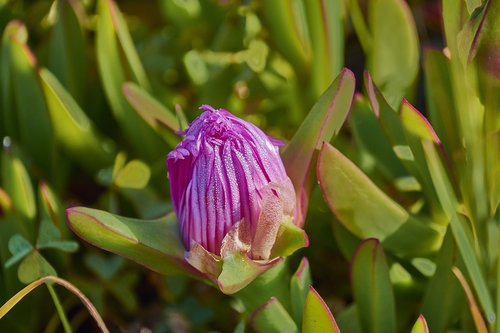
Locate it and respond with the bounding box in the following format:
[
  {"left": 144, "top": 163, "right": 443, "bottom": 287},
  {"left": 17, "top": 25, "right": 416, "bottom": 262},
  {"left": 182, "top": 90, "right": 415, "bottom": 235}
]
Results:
[{"left": 47, "top": 283, "right": 73, "bottom": 333}]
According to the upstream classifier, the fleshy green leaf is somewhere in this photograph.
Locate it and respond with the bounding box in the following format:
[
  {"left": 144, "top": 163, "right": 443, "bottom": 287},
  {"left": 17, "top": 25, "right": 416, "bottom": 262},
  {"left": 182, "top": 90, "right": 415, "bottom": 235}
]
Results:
[
  {"left": 251, "top": 297, "right": 298, "bottom": 333},
  {"left": 18, "top": 251, "right": 57, "bottom": 284},
  {"left": 5, "top": 235, "right": 33, "bottom": 269},
  {"left": 367, "top": 0, "right": 419, "bottom": 107},
  {"left": 317, "top": 143, "right": 442, "bottom": 255},
  {"left": 113, "top": 160, "right": 151, "bottom": 189},
  {"left": 290, "top": 257, "right": 311, "bottom": 326},
  {"left": 423, "top": 49, "right": 461, "bottom": 160},
  {"left": 351, "top": 94, "right": 408, "bottom": 181},
  {"left": 302, "top": 286, "right": 341, "bottom": 333},
  {"left": 420, "top": 230, "right": 463, "bottom": 332},
  {"left": 39, "top": 68, "right": 114, "bottom": 171},
  {"left": 1, "top": 150, "right": 36, "bottom": 222},
  {"left": 6, "top": 24, "right": 57, "bottom": 175},
  {"left": 66, "top": 207, "right": 200, "bottom": 277},
  {"left": 410, "top": 315, "right": 429, "bottom": 333},
  {"left": 47, "top": 0, "right": 86, "bottom": 102},
  {"left": 96, "top": 0, "right": 165, "bottom": 162},
  {"left": 351, "top": 238, "right": 396, "bottom": 333},
  {"left": 1, "top": 21, "right": 27, "bottom": 139},
  {"left": 303, "top": 0, "right": 344, "bottom": 97},
  {"left": 122, "top": 82, "right": 180, "bottom": 145},
  {"left": 282, "top": 68, "right": 355, "bottom": 226},
  {"left": 260, "top": 1, "right": 310, "bottom": 76},
  {"left": 423, "top": 140, "right": 495, "bottom": 323}
]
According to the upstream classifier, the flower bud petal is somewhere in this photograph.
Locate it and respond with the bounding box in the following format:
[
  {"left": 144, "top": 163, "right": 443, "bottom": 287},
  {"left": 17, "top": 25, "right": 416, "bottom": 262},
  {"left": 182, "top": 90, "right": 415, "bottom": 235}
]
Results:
[{"left": 167, "top": 105, "right": 296, "bottom": 260}]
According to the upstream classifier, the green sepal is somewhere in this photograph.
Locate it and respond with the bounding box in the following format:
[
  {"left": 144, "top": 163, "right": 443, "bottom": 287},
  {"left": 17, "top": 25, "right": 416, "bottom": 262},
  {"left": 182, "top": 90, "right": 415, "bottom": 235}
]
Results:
[
  {"left": 217, "top": 253, "right": 282, "bottom": 295},
  {"left": 270, "top": 220, "right": 309, "bottom": 258}
]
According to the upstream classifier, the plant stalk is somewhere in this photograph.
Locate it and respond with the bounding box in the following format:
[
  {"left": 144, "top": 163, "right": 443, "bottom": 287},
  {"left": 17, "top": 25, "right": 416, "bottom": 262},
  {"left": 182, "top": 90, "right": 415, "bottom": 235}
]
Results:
[{"left": 47, "top": 283, "right": 73, "bottom": 333}]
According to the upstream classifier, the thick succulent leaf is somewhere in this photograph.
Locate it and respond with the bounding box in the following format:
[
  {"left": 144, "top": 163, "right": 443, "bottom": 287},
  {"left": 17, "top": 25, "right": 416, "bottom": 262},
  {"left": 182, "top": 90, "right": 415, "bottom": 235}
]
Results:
[
  {"left": 423, "top": 50, "right": 461, "bottom": 160},
  {"left": 5, "top": 23, "right": 56, "bottom": 175},
  {"left": 290, "top": 257, "right": 311, "bottom": 326},
  {"left": 410, "top": 315, "right": 429, "bottom": 333},
  {"left": 1, "top": 21, "right": 26, "bottom": 139},
  {"left": 367, "top": 0, "right": 419, "bottom": 107},
  {"left": 318, "top": 143, "right": 442, "bottom": 255},
  {"left": 420, "top": 230, "right": 463, "bottom": 332},
  {"left": 66, "top": 207, "right": 200, "bottom": 277},
  {"left": 364, "top": 74, "right": 442, "bottom": 215},
  {"left": 350, "top": 94, "right": 409, "bottom": 182},
  {"left": 302, "top": 286, "right": 341, "bottom": 333},
  {"left": 303, "top": 0, "right": 343, "bottom": 97},
  {"left": 96, "top": 0, "right": 165, "bottom": 162},
  {"left": 251, "top": 297, "right": 298, "bottom": 333},
  {"left": 260, "top": 1, "right": 310, "bottom": 76},
  {"left": 122, "top": 82, "right": 180, "bottom": 146},
  {"left": 1, "top": 150, "right": 36, "bottom": 223},
  {"left": 40, "top": 68, "right": 114, "bottom": 171},
  {"left": 351, "top": 238, "right": 396, "bottom": 333},
  {"left": 47, "top": 0, "right": 86, "bottom": 102},
  {"left": 282, "top": 68, "right": 355, "bottom": 226},
  {"left": 422, "top": 141, "right": 495, "bottom": 323}
]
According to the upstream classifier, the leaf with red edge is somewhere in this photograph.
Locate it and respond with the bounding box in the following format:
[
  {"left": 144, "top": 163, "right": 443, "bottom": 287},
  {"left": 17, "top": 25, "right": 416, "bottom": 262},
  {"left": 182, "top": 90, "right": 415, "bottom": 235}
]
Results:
[
  {"left": 410, "top": 315, "right": 429, "bottom": 333},
  {"left": 351, "top": 238, "right": 396, "bottom": 333},
  {"left": 317, "top": 142, "right": 442, "bottom": 255},
  {"left": 66, "top": 207, "right": 201, "bottom": 278},
  {"left": 302, "top": 286, "right": 340, "bottom": 333},
  {"left": 290, "top": 257, "right": 312, "bottom": 325},
  {"left": 282, "top": 68, "right": 355, "bottom": 227}
]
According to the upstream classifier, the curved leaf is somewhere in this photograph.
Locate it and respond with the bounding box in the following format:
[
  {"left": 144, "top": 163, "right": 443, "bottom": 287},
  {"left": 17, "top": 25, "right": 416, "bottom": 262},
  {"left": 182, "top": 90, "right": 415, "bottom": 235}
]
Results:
[
  {"left": 40, "top": 68, "right": 114, "bottom": 171},
  {"left": 96, "top": 0, "right": 164, "bottom": 162},
  {"left": 367, "top": 0, "right": 419, "bottom": 106},
  {"left": 282, "top": 68, "right": 355, "bottom": 227},
  {"left": 317, "top": 142, "right": 442, "bottom": 255},
  {"left": 65, "top": 207, "right": 200, "bottom": 278}
]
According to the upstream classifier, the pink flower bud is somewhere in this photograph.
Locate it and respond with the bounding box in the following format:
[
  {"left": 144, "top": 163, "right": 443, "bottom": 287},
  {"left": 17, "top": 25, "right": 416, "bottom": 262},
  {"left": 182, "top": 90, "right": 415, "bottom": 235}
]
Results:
[{"left": 167, "top": 105, "right": 296, "bottom": 261}]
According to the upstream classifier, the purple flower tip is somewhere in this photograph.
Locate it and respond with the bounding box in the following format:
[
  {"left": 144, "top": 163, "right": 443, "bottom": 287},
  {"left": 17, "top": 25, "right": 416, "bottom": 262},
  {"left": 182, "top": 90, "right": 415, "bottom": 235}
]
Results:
[{"left": 167, "top": 105, "right": 295, "bottom": 259}]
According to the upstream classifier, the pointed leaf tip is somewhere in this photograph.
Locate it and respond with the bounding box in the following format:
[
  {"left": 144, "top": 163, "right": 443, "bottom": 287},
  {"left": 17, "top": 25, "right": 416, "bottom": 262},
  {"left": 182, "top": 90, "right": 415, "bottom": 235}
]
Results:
[
  {"left": 302, "top": 286, "right": 340, "bottom": 333},
  {"left": 401, "top": 99, "right": 441, "bottom": 144},
  {"left": 410, "top": 314, "right": 429, "bottom": 333}
]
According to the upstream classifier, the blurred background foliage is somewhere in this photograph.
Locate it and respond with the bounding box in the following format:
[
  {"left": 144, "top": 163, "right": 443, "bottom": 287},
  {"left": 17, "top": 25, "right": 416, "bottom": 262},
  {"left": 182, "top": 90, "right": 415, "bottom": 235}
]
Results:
[{"left": 0, "top": 0, "right": 499, "bottom": 332}]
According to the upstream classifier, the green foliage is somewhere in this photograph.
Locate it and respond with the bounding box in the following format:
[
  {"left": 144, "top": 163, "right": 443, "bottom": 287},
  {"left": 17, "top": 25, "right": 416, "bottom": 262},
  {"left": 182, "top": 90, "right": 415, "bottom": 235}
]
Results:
[{"left": 0, "top": 0, "right": 499, "bottom": 332}]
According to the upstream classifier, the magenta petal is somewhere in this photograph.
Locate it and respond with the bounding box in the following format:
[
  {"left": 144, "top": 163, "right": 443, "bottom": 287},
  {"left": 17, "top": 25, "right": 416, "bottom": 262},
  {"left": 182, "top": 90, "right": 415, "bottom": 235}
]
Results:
[{"left": 167, "top": 106, "right": 296, "bottom": 257}]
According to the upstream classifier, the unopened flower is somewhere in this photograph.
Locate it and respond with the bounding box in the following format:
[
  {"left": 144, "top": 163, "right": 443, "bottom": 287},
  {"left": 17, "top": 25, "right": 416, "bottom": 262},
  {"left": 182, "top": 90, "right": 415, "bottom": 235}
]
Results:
[{"left": 167, "top": 105, "right": 305, "bottom": 292}]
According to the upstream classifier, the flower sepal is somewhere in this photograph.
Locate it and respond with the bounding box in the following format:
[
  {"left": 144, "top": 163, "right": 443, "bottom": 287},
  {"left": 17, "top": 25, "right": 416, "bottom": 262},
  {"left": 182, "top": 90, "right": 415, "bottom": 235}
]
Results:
[{"left": 185, "top": 216, "right": 308, "bottom": 294}]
